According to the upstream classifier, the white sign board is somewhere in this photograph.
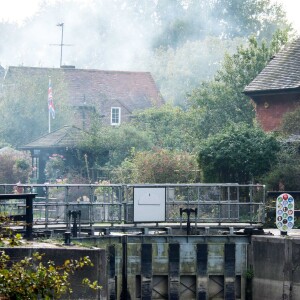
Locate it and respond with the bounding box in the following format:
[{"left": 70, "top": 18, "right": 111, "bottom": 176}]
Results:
[
  {"left": 133, "top": 187, "right": 166, "bottom": 222},
  {"left": 276, "top": 193, "right": 294, "bottom": 232}
]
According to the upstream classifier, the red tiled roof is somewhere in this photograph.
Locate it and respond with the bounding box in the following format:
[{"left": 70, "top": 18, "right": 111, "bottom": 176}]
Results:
[{"left": 4, "top": 66, "right": 164, "bottom": 110}]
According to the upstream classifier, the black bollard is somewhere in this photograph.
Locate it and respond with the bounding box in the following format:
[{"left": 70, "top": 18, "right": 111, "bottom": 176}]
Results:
[{"left": 64, "top": 231, "right": 71, "bottom": 245}]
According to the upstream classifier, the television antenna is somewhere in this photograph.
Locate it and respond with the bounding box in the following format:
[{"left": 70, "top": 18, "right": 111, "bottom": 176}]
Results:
[{"left": 50, "top": 23, "right": 73, "bottom": 67}]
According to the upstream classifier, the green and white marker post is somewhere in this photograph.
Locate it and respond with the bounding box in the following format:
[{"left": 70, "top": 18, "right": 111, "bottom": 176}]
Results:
[{"left": 276, "top": 193, "right": 294, "bottom": 236}]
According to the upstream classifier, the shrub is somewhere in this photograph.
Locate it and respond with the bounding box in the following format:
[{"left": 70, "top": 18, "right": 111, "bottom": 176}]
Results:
[
  {"left": 45, "top": 154, "right": 66, "bottom": 181},
  {"left": 198, "top": 123, "right": 280, "bottom": 183},
  {"left": 0, "top": 251, "right": 100, "bottom": 299},
  {"left": 112, "top": 148, "right": 199, "bottom": 183},
  {"left": 0, "top": 148, "right": 31, "bottom": 184},
  {"left": 262, "top": 140, "right": 300, "bottom": 190}
]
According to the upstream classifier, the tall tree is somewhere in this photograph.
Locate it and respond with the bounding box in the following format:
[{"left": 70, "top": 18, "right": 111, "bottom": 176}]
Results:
[
  {"left": 0, "top": 70, "right": 71, "bottom": 147},
  {"left": 148, "top": 37, "right": 243, "bottom": 105},
  {"left": 152, "top": 0, "right": 290, "bottom": 49},
  {"left": 131, "top": 104, "right": 196, "bottom": 151},
  {"left": 188, "top": 29, "right": 289, "bottom": 138},
  {"left": 78, "top": 120, "right": 154, "bottom": 168}
]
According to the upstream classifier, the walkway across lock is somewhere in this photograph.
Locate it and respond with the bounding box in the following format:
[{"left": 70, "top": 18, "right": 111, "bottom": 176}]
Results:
[{"left": 0, "top": 183, "right": 265, "bottom": 235}]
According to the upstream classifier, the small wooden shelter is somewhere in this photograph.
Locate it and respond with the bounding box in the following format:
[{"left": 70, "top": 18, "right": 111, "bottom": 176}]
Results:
[{"left": 20, "top": 125, "right": 86, "bottom": 184}]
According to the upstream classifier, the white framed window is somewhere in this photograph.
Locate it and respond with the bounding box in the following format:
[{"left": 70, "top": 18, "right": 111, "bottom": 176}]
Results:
[{"left": 111, "top": 107, "right": 121, "bottom": 125}]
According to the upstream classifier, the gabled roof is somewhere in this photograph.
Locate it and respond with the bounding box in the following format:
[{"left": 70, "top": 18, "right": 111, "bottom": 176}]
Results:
[
  {"left": 244, "top": 37, "right": 300, "bottom": 95},
  {"left": 20, "top": 125, "right": 83, "bottom": 150},
  {"left": 4, "top": 66, "right": 164, "bottom": 109}
]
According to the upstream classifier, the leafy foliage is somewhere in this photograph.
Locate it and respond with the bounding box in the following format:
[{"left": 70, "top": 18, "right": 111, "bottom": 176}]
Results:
[
  {"left": 146, "top": 37, "right": 244, "bottom": 105},
  {"left": 112, "top": 148, "right": 199, "bottom": 183},
  {"left": 132, "top": 104, "right": 197, "bottom": 151},
  {"left": 0, "top": 148, "right": 31, "bottom": 184},
  {"left": 262, "top": 140, "right": 300, "bottom": 190},
  {"left": 0, "top": 215, "right": 23, "bottom": 247},
  {"left": 280, "top": 107, "right": 300, "bottom": 135},
  {"left": 198, "top": 123, "right": 280, "bottom": 183},
  {"left": 152, "top": 0, "right": 290, "bottom": 49},
  {"left": 44, "top": 154, "right": 66, "bottom": 181},
  {"left": 0, "top": 71, "right": 71, "bottom": 147},
  {"left": 79, "top": 122, "right": 153, "bottom": 168},
  {"left": 0, "top": 251, "right": 100, "bottom": 300},
  {"left": 188, "top": 30, "right": 289, "bottom": 138}
]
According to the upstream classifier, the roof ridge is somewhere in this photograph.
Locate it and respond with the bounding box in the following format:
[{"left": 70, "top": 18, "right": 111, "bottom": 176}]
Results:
[
  {"left": 7, "top": 65, "right": 151, "bottom": 75},
  {"left": 244, "top": 37, "right": 300, "bottom": 94}
]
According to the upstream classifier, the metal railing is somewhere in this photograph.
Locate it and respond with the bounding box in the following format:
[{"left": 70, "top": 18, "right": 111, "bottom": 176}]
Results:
[{"left": 0, "top": 183, "right": 265, "bottom": 228}]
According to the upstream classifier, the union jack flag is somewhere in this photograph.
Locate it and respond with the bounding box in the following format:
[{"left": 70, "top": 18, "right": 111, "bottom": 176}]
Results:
[{"left": 48, "top": 78, "right": 55, "bottom": 119}]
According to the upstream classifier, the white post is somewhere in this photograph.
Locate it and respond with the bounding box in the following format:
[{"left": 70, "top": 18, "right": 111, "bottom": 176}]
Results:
[{"left": 48, "top": 109, "right": 51, "bottom": 133}]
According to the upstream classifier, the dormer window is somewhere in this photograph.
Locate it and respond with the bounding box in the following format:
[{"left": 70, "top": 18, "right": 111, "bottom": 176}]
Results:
[{"left": 111, "top": 107, "right": 121, "bottom": 125}]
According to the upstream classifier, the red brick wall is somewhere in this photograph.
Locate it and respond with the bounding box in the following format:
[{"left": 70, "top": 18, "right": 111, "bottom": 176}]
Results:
[{"left": 252, "top": 93, "right": 300, "bottom": 131}]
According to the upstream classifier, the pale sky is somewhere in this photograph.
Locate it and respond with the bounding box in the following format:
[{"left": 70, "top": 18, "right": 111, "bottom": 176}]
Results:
[
  {"left": 0, "top": 0, "right": 42, "bottom": 24},
  {"left": 275, "top": 0, "right": 300, "bottom": 33},
  {"left": 0, "top": 0, "right": 299, "bottom": 31}
]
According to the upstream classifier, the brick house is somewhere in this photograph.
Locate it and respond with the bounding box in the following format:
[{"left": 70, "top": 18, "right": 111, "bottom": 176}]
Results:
[
  {"left": 3, "top": 65, "right": 164, "bottom": 184},
  {"left": 3, "top": 65, "right": 164, "bottom": 129},
  {"left": 244, "top": 37, "right": 300, "bottom": 132}
]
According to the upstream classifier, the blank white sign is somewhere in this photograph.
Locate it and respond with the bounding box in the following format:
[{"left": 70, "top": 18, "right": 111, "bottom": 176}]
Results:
[{"left": 133, "top": 187, "right": 166, "bottom": 222}]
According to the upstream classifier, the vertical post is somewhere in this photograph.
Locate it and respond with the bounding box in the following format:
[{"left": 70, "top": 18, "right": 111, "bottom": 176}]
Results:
[
  {"left": 57, "top": 23, "right": 64, "bottom": 67},
  {"left": 108, "top": 244, "right": 116, "bottom": 300},
  {"left": 141, "top": 243, "right": 152, "bottom": 300},
  {"left": 197, "top": 243, "right": 208, "bottom": 300},
  {"left": 48, "top": 76, "right": 53, "bottom": 134},
  {"left": 120, "top": 235, "right": 129, "bottom": 300},
  {"left": 169, "top": 243, "right": 180, "bottom": 299},
  {"left": 45, "top": 185, "right": 49, "bottom": 229},
  {"left": 224, "top": 243, "right": 236, "bottom": 299},
  {"left": 48, "top": 109, "right": 51, "bottom": 133},
  {"left": 71, "top": 211, "right": 78, "bottom": 237},
  {"left": 25, "top": 194, "right": 34, "bottom": 240}
]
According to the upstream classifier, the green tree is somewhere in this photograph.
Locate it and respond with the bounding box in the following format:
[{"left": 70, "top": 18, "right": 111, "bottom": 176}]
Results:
[
  {"left": 0, "top": 251, "right": 100, "bottom": 300},
  {"left": 132, "top": 104, "right": 197, "bottom": 151},
  {"left": 44, "top": 153, "right": 66, "bottom": 181},
  {"left": 280, "top": 107, "right": 300, "bottom": 135},
  {"left": 152, "top": 0, "right": 290, "bottom": 49},
  {"left": 188, "top": 30, "right": 289, "bottom": 138},
  {"left": 78, "top": 120, "right": 153, "bottom": 168},
  {"left": 0, "top": 70, "right": 71, "bottom": 147},
  {"left": 0, "top": 147, "right": 31, "bottom": 184},
  {"left": 198, "top": 123, "right": 280, "bottom": 183},
  {"left": 113, "top": 148, "right": 199, "bottom": 183},
  {"left": 208, "top": 0, "right": 289, "bottom": 40},
  {"left": 148, "top": 37, "right": 243, "bottom": 105},
  {"left": 262, "top": 140, "right": 300, "bottom": 191}
]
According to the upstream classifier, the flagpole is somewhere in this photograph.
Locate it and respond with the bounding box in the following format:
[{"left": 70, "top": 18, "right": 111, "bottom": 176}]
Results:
[
  {"left": 48, "top": 76, "right": 51, "bottom": 133},
  {"left": 48, "top": 76, "right": 55, "bottom": 133},
  {"left": 49, "top": 109, "right": 51, "bottom": 133}
]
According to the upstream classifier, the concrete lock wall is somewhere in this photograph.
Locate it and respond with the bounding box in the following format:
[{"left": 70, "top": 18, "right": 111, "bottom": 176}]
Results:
[
  {"left": 5, "top": 235, "right": 300, "bottom": 299},
  {"left": 249, "top": 236, "right": 300, "bottom": 300},
  {"left": 1, "top": 246, "right": 107, "bottom": 300},
  {"left": 94, "top": 235, "right": 250, "bottom": 300}
]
